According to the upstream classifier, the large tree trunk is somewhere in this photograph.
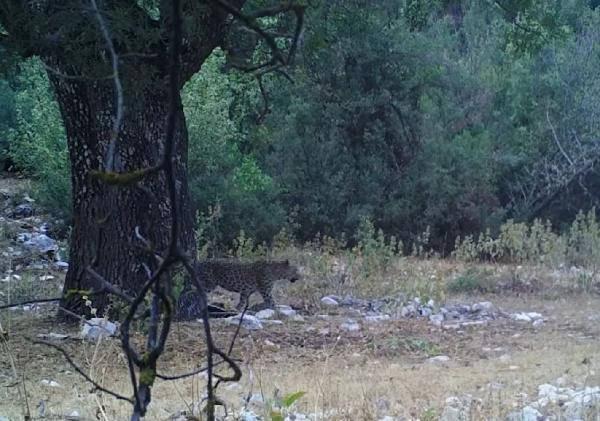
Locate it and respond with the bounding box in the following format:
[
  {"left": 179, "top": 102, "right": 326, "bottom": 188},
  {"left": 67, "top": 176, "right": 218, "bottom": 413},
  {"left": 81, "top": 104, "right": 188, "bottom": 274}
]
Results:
[{"left": 49, "top": 74, "right": 195, "bottom": 317}]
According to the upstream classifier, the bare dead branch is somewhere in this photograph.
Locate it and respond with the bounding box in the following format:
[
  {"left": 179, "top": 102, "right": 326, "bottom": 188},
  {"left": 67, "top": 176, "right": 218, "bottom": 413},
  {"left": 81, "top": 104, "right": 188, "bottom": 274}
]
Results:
[
  {"left": 0, "top": 297, "right": 61, "bottom": 310},
  {"left": 547, "top": 109, "right": 574, "bottom": 166}
]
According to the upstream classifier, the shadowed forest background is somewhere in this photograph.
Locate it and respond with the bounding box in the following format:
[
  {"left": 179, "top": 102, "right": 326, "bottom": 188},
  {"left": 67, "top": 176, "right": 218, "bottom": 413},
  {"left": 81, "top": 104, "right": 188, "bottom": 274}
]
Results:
[{"left": 2, "top": 0, "right": 600, "bottom": 254}]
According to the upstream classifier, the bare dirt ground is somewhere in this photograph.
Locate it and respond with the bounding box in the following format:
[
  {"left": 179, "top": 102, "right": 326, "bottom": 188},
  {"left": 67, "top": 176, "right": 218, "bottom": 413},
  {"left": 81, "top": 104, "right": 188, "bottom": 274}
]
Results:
[{"left": 1, "top": 293, "right": 599, "bottom": 420}]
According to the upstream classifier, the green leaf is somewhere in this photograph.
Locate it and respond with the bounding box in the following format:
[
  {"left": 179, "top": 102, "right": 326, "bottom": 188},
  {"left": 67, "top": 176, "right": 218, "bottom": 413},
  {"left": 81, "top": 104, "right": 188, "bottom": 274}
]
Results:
[
  {"left": 270, "top": 410, "right": 284, "bottom": 421},
  {"left": 282, "top": 391, "right": 306, "bottom": 408}
]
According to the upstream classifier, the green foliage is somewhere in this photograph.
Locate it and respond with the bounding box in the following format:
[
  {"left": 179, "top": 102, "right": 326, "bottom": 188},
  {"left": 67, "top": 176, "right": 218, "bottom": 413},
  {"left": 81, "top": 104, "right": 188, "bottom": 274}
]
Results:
[
  {"left": 448, "top": 267, "right": 495, "bottom": 293},
  {"left": 267, "top": 390, "right": 306, "bottom": 421},
  {"left": 2, "top": 1, "right": 600, "bottom": 259},
  {"left": 183, "top": 50, "right": 286, "bottom": 249},
  {"left": 453, "top": 209, "right": 600, "bottom": 269},
  {"left": 352, "top": 217, "right": 401, "bottom": 281},
  {"left": 6, "top": 58, "right": 71, "bottom": 218}
]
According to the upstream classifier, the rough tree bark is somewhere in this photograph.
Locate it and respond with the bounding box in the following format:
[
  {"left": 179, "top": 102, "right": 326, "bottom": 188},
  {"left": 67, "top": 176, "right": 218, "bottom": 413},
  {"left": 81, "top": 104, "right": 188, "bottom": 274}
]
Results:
[{"left": 49, "top": 74, "right": 196, "bottom": 315}]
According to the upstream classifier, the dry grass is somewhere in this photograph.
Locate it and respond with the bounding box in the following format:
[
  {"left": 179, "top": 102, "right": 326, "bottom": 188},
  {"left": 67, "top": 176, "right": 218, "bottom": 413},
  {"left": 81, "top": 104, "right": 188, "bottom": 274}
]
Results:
[{"left": 1, "top": 292, "right": 600, "bottom": 420}]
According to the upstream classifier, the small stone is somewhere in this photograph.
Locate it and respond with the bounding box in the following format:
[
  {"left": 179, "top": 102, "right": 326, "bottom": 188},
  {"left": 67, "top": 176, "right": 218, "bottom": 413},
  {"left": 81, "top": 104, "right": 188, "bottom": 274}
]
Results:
[
  {"left": 23, "top": 233, "right": 58, "bottom": 254},
  {"left": 12, "top": 203, "right": 34, "bottom": 218},
  {"left": 420, "top": 307, "right": 433, "bottom": 317},
  {"left": 55, "top": 261, "right": 69, "bottom": 269},
  {"left": 526, "top": 312, "right": 543, "bottom": 320},
  {"left": 249, "top": 394, "right": 264, "bottom": 403},
  {"left": 427, "top": 355, "right": 450, "bottom": 364},
  {"left": 429, "top": 314, "right": 444, "bottom": 327},
  {"left": 472, "top": 301, "right": 494, "bottom": 312},
  {"left": 240, "top": 410, "right": 260, "bottom": 421},
  {"left": 81, "top": 318, "right": 119, "bottom": 341},
  {"left": 532, "top": 319, "right": 544, "bottom": 328},
  {"left": 264, "top": 339, "right": 278, "bottom": 349},
  {"left": 378, "top": 417, "right": 396, "bottom": 421},
  {"left": 37, "top": 332, "right": 69, "bottom": 340},
  {"left": 277, "top": 305, "right": 297, "bottom": 317},
  {"left": 64, "top": 410, "right": 81, "bottom": 420},
  {"left": 291, "top": 314, "right": 305, "bottom": 322},
  {"left": 39, "top": 275, "right": 55, "bottom": 281},
  {"left": 499, "top": 354, "right": 512, "bottom": 362},
  {"left": 365, "top": 314, "right": 391, "bottom": 323},
  {"left": 507, "top": 406, "right": 542, "bottom": 421},
  {"left": 340, "top": 319, "right": 361, "bottom": 332},
  {"left": 255, "top": 309, "right": 275, "bottom": 319},
  {"left": 226, "top": 314, "right": 263, "bottom": 330},
  {"left": 427, "top": 299, "right": 435, "bottom": 308},
  {"left": 40, "top": 379, "right": 61, "bottom": 388},
  {"left": 440, "top": 396, "right": 472, "bottom": 421},
  {"left": 321, "top": 296, "right": 339, "bottom": 306},
  {"left": 262, "top": 319, "right": 283, "bottom": 325},
  {"left": 401, "top": 305, "right": 416, "bottom": 318},
  {"left": 459, "top": 320, "right": 488, "bottom": 328},
  {"left": 511, "top": 313, "right": 532, "bottom": 322}
]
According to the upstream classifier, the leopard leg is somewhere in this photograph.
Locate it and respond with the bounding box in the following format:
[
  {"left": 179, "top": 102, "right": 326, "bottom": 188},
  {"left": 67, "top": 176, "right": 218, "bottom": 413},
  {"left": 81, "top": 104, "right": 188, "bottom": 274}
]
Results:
[
  {"left": 258, "top": 285, "right": 275, "bottom": 309},
  {"left": 236, "top": 290, "right": 250, "bottom": 312}
]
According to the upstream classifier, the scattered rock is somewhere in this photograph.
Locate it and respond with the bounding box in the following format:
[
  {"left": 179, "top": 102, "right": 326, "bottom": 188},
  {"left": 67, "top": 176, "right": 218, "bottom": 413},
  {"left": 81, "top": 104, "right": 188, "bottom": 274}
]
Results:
[
  {"left": 81, "top": 318, "right": 119, "bottom": 341},
  {"left": 401, "top": 305, "right": 417, "bottom": 318},
  {"left": 472, "top": 301, "right": 494, "bottom": 312},
  {"left": 427, "top": 355, "right": 450, "bottom": 364},
  {"left": 532, "top": 319, "right": 544, "bottom": 328},
  {"left": 55, "top": 261, "right": 69, "bottom": 269},
  {"left": 420, "top": 307, "right": 433, "bottom": 317},
  {"left": 226, "top": 314, "right": 263, "bottom": 330},
  {"left": 285, "top": 413, "right": 310, "bottom": 421},
  {"left": 36, "top": 332, "right": 69, "bottom": 340},
  {"left": 11, "top": 203, "right": 33, "bottom": 218},
  {"left": 291, "top": 314, "right": 305, "bottom": 322},
  {"left": 64, "top": 410, "right": 81, "bottom": 420},
  {"left": 255, "top": 309, "right": 275, "bottom": 319},
  {"left": 440, "top": 396, "right": 472, "bottom": 421},
  {"left": 321, "top": 296, "right": 340, "bottom": 306},
  {"left": 511, "top": 312, "right": 543, "bottom": 324},
  {"left": 23, "top": 233, "right": 58, "bottom": 254},
  {"left": 507, "top": 406, "right": 542, "bottom": 421},
  {"left": 511, "top": 313, "right": 533, "bottom": 322},
  {"left": 40, "top": 379, "right": 61, "bottom": 388},
  {"left": 239, "top": 410, "right": 260, "bottom": 421},
  {"left": 340, "top": 319, "right": 361, "bottom": 332},
  {"left": 264, "top": 339, "right": 278, "bottom": 349},
  {"left": 429, "top": 314, "right": 444, "bottom": 327},
  {"left": 365, "top": 314, "right": 391, "bottom": 323},
  {"left": 277, "top": 305, "right": 297, "bottom": 317}
]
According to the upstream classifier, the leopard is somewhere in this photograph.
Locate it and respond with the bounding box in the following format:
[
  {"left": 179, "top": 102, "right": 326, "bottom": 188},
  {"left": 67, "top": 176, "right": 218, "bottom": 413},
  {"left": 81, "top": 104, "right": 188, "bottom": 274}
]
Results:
[{"left": 177, "top": 259, "right": 300, "bottom": 317}]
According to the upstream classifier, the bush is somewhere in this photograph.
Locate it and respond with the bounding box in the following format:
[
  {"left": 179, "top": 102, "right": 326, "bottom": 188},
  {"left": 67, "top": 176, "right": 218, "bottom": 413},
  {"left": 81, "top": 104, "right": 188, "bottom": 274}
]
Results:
[
  {"left": 184, "top": 50, "right": 286, "bottom": 249},
  {"left": 453, "top": 209, "right": 600, "bottom": 269},
  {"left": 7, "top": 59, "right": 71, "bottom": 218}
]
